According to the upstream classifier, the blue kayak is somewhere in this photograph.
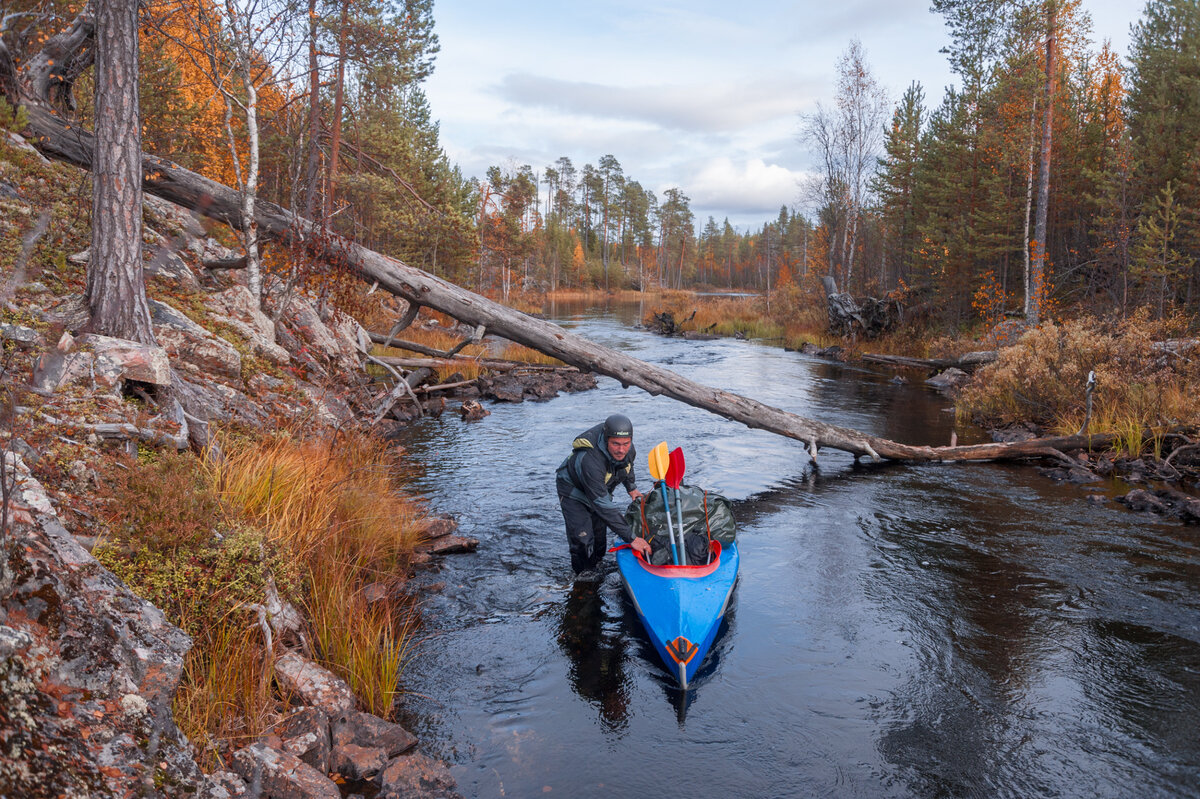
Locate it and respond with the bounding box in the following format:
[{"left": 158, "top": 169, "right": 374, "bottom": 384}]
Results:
[{"left": 614, "top": 540, "right": 739, "bottom": 689}]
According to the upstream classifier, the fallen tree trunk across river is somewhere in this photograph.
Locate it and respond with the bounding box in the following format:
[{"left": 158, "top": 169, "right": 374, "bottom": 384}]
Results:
[{"left": 25, "top": 105, "right": 1118, "bottom": 464}]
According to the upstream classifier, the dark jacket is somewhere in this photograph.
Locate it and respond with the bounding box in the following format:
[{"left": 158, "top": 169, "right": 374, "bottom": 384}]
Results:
[{"left": 556, "top": 423, "right": 638, "bottom": 541}]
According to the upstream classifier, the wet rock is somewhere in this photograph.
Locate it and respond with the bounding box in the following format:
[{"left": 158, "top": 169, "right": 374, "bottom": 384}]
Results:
[
  {"left": 1116, "top": 489, "right": 1167, "bottom": 514},
  {"left": 275, "top": 651, "right": 356, "bottom": 714},
  {"left": 265, "top": 706, "right": 331, "bottom": 772},
  {"left": 332, "top": 709, "right": 418, "bottom": 758},
  {"left": 418, "top": 535, "right": 479, "bottom": 555},
  {"left": 331, "top": 743, "right": 389, "bottom": 782},
  {"left": 378, "top": 751, "right": 463, "bottom": 799},
  {"left": 925, "top": 367, "right": 969, "bottom": 391},
  {"left": 459, "top": 399, "right": 490, "bottom": 420},
  {"left": 418, "top": 514, "right": 458, "bottom": 540},
  {"left": 231, "top": 742, "right": 340, "bottom": 799},
  {"left": 1036, "top": 465, "right": 1101, "bottom": 483}
]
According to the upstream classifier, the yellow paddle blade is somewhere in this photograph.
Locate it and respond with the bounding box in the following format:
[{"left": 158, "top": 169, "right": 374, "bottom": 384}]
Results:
[{"left": 648, "top": 441, "right": 669, "bottom": 480}]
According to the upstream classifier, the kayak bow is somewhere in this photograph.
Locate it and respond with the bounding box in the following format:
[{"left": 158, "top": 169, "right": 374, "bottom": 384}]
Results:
[{"left": 614, "top": 540, "right": 739, "bottom": 689}]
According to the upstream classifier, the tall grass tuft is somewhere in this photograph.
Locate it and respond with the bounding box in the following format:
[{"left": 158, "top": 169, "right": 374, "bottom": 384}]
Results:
[{"left": 209, "top": 430, "right": 424, "bottom": 718}]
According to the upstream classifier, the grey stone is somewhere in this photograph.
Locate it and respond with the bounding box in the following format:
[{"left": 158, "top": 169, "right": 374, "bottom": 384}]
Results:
[
  {"left": 231, "top": 743, "right": 340, "bottom": 799},
  {"left": 332, "top": 709, "right": 417, "bottom": 759},
  {"left": 266, "top": 706, "right": 331, "bottom": 772},
  {"left": 275, "top": 651, "right": 356, "bottom": 714}
]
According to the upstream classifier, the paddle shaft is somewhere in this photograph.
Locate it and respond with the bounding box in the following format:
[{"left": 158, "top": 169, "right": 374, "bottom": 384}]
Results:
[{"left": 659, "top": 481, "right": 682, "bottom": 564}]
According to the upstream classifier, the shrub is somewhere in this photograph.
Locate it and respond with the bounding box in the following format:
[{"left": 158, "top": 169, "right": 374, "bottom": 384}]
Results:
[
  {"left": 957, "top": 310, "right": 1200, "bottom": 448},
  {"left": 99, "top": 451, "right": 223, "bottom": 552}
]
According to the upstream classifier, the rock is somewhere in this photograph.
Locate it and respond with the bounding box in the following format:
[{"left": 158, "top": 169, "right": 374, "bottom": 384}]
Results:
[
  {"left": 265, "top": 706, "right": 331, "bottom": 772},
  {"left": 0, "top": 323, "right": 42, "bottom": 347},
  {"left": 459, "top": 400, "right": 490, "bottom": 420},
  {"left": 144, "top": 249, "right": 201, "bottom": 291},
  {"left": 296, "top": 380, "right": 356, "bottom": 426},
  {"left": 201, "top": 770, "right": 251, "bottom": 798},
  {"left": 154, "top": 324, "right": 243, "bottom": 380},
  {"left": 0, "top": 458, "right": 204, "bottom": 796},
  {"left": 274, "top": 651, "right": 356, "bottom": 714},
  {"left": 378, "top": 752, "right": 463, "bottom": 799},
  {"left": 231, "top": 743, "right": 340, "bottom": 799},
  {"left": 286, "top": 297, "right": 345, "bottom": 361},
  {"left": 418, "top": 514, "right": 458, "bottom": 540},
  {"left": 330, "top": 743, "right": 389, "bottom": 782},
  {"left": 78, "top": 333, "right": 173, "bottom": 386},
  {"left": 990, "top": 423, "right": 1043, "bottom": 443},
  {"left": 418, "top": 535, "right": 479, "bottom": 555},
  {"left": 1086, "top": 494, "right": 1108, "bottom": 505},
  {"left": 925, "top": 367, "right": 970, "bottom": 391},
  {"left": 1116, "top": 489, "right": 1166, "bottom": 514},
  {"left": 31, "top": 348, "right": 97, "bottom": 394},
  {"left": 209, "top": 286, "right": 291, "bottom": 365},
  {"left": 332, "top": 709, "right": 418, "bottom": 759}
]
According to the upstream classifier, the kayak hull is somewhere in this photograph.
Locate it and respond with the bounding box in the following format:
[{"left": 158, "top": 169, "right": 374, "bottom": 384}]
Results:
[{"left": 615, "top": 541, "right": 739, "bottom": 689}]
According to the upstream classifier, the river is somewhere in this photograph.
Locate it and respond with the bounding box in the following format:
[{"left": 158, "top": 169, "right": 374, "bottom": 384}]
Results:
[{"left": 388, "top": 301, "right": 1200, "bottom": 799}]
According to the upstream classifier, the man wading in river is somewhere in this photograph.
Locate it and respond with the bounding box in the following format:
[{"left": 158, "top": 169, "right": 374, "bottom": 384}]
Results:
[{"left": 556, "top": 414, "right": 651, "bottom": 578}]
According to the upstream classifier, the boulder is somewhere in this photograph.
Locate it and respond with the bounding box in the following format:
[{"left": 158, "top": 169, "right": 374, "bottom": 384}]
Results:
[
  {"left": 332, "top": 709, "right": 418, "bottom": 759},
  {"left": 274, "top": 651, "right": 356, "bottom": 714},
  {"left": 0, "top": 455, "right": 204, "bottom": 796},
  {"left": 330, "top": 743, "right": 389, "bottom": 782},
  {"left": 209, "top": 286, "right": 291, "bottom": 366},
  {"left": 154, "top": 324, "right": 243, "bottom": 380},
  {"left": 231, "top": 743, "right": 339, "bottom": 799},
  {"left": 264, "top": 706, "right": 331, "bottom": 772},
  {"left": 925, "top": 367, "right": 970, "bottom": 391},
  {"left": 78, "top": 333, "right": 173, "bottom": 386},
  {"left": 378, "top": 752, "right": 463, "bottom": 799}
]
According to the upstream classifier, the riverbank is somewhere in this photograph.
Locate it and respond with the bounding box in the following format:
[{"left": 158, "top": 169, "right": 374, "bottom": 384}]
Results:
[
  {"left": 1, "top": 128, "right": 487, "bottom": 795},
  {"left": 637, "top": 291, "right": 1200, "bottom": 519}
]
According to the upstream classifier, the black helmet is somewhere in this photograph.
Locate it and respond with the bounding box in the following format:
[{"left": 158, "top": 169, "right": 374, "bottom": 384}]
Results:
[{"left": 603, "top": 413, "right": 633, "bottom": 439}]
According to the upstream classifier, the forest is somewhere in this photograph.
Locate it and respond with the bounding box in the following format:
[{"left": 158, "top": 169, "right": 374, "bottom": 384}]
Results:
[{"left": 3, "top": 0, "right": 1196, "bottom": 331}]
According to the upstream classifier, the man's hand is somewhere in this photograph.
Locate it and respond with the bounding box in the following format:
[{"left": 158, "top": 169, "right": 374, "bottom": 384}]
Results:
[
  {"left": 631, "top": 537, "right": 652, "bottom": 558},
  {"left": 629, "top": 488, "right": 644, "bottom": 502}
]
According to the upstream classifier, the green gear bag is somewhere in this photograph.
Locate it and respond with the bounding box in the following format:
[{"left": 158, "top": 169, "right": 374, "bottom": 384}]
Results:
[{"left": 623, "top": 481, "right": 737, "bottom": 566}]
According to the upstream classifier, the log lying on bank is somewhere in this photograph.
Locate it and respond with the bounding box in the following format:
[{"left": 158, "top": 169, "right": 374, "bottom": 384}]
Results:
[
  {"left": 372, "top": 355, "right": 576, "bottom": 373},
  {"left": 861, "top": 351, "right": 998, "bottom": 371},
  {"left": 19, "top": 105, "right": 1120, "bottom": 465}
]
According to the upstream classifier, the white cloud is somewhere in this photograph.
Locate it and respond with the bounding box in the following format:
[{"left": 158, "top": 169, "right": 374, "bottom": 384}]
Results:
[{"left": 686, "top": 158, "right": 808, "bottom": 220}]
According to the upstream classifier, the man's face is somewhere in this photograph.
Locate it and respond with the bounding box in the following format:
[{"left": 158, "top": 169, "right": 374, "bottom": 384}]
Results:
[{"left": 606, "top": 436, "right": 632, "bottom": 460}]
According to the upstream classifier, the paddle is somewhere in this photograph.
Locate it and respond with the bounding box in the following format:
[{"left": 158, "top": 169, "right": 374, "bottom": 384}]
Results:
[
  {"left": 648, "top": 441, "right": 682, "bottom": 565},
  {"left": 665, "top": 447, "right": 688, "bottom": 564}
]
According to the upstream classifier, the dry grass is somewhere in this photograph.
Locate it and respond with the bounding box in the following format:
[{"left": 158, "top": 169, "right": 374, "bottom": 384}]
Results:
[
  {"left": 96, "top": 428, "right": 429, "bottom": 764},
  {"left": 174, "top": 616, "right": 276, "bottom": 772},
  {"left": 958, "top": 310, "right": 1200, "bottom": 455},
  {"left": 208, "top": 429, "right": 424, "bottom": 718}
]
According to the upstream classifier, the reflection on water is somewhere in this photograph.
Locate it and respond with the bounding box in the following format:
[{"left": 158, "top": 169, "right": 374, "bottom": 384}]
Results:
[{"left": 390, "top": 302, "right": 1200, "bottom": 799}]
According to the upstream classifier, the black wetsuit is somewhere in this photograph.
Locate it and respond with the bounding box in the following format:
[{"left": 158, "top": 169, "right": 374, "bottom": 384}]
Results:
[{"left": 555, "top": 423, "right": 638, "bottom": 573}]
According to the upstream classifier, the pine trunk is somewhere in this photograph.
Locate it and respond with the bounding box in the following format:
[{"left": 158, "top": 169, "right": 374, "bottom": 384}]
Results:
[{"left": 87, "top": 0, "right": 154, "bottom": 344}]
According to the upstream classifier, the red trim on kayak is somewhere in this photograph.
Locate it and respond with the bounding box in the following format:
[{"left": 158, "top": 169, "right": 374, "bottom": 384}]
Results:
[{"left": 608, "top": 541, "right": 723, "bottom": 578}]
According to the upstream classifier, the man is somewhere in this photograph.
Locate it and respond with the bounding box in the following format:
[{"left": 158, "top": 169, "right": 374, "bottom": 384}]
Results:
[{"left": 556, "top": 413, "right": 652, "bottom": 576}]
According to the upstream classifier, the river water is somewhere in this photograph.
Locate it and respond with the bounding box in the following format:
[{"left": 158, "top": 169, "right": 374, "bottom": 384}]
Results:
[{"left": 389, "top": 302, "right": 1200, "bottom": 799}]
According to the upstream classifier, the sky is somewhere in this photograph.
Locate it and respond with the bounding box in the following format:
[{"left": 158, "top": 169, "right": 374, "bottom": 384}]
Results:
[{"left": 424, "top": 1, "right": 1144, "bottom": 231}]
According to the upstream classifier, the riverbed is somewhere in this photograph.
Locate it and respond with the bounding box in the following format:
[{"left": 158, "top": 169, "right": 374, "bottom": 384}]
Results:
[{"left": 389, "top": 302, "right": 1200, "bottom": 798}]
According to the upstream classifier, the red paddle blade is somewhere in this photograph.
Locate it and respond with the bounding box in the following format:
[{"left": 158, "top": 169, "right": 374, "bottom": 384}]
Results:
[{"left": 666, "top": 447, "right": 685, "bottom": 489}]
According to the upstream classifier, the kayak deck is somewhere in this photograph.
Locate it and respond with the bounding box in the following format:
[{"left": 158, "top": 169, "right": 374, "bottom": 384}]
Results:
[{"left": 614, "top": 540, "right": 739, "bottom": 689}]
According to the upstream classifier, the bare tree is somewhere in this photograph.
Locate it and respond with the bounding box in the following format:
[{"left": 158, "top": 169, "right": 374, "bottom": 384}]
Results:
[{"left": 802, "top": 39, "right": 889, "bottom": 292}]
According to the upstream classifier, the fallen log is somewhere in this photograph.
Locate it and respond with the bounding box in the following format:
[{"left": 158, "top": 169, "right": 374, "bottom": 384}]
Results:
[
  {"left": 18, "top": 104, "right": 1123, "bottom": 465},
  {"left": 372, "top": 356, "right": 577, "bottom": 373},
  {"left": 861, "top": 351, "right": 998, "bottom": 371}
]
